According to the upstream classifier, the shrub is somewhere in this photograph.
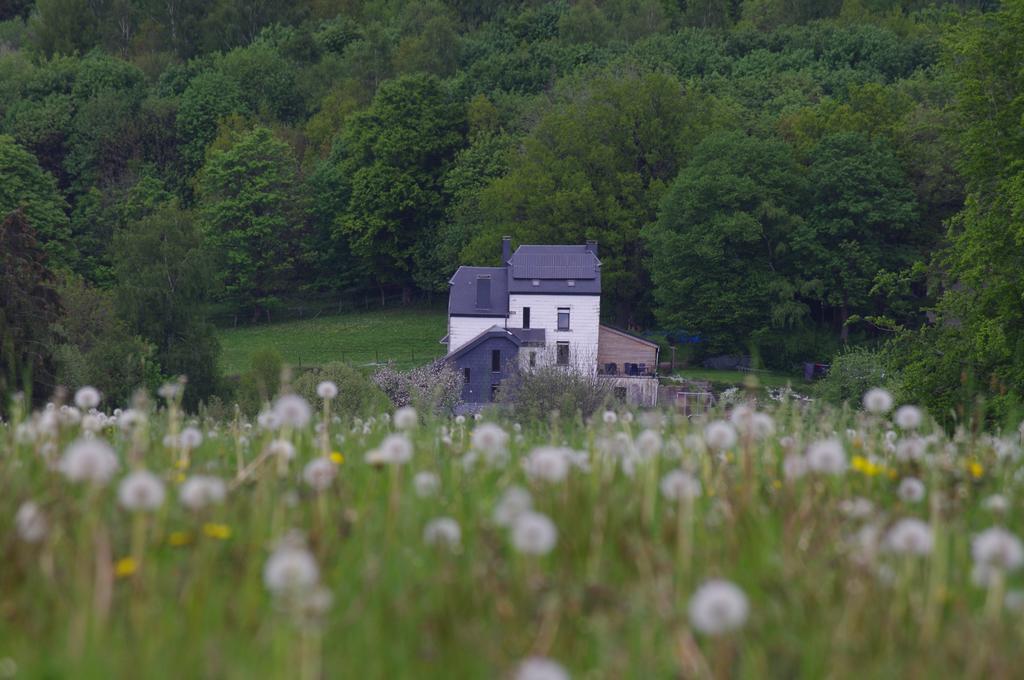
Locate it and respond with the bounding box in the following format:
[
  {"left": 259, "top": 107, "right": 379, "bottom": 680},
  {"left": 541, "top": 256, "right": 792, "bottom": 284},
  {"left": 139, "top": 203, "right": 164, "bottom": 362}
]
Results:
[
  {"left": 236, "top": 350, "right": 283, "bottom": 414},
  {"left": 814, "top": 345, "right": 897, "bottom": 406},
  {"left": 496, "top": 365, "right": 613, "bottom": 422},
  {"left": 293, "top": 362, "right": 391, "bottom": 419},
  {"left": 372, "top": 361, "right": 463, "bottom": 415}
]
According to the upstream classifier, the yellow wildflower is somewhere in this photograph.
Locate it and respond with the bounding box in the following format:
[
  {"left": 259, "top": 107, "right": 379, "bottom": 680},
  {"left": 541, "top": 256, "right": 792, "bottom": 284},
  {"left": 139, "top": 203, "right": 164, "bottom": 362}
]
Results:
[
  {"left": 175, "top": 459, "right": 189, "bottom": 470},
  {"left": 852, "top": 455, "right": 885, "bottom": 477},
  {"left": 330, "top": 451, "right": 345, "bottom": 465},
  {"left": 175, "top": 472, "right": 186, "bottom": 484},
  {"left": 168, "top": 531, "right": 192, "bottom": 547},
  {"left": 202, "top": 523, "right": 231, "bottom": 540},
  {"left": 968, "top": 461, "right": 984, "bottom": 479},
  {"left": 772, "top": 480, "right": 782, "bottom": 490},
  {"left": 115, "top": 557, "right": 137, "bottom": 578}
]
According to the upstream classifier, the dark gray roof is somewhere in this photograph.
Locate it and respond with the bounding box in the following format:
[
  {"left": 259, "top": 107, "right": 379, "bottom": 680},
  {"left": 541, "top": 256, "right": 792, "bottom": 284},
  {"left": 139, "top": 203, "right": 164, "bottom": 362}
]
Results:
[
  {"left": 444, "top": 325, "right": 520, "bottom": 362},
  {"left": 508, "top": 244, "right": 601, "bottom": 295},
  {"left": 448, "top": 266, "right": 509, "bottom": 316},
  {"left": 510, "top": 327, "right": 546, "bottom": 346}
]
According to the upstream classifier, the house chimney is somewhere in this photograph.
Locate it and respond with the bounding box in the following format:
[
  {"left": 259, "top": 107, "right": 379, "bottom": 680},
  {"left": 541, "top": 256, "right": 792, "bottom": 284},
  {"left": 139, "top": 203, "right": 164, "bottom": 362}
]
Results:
[
  {"left": 502, "top": 236, "right": 511, "bottom": 263},
  {"left": 585, "top": 239, "right": 598, "bottom": 257}
]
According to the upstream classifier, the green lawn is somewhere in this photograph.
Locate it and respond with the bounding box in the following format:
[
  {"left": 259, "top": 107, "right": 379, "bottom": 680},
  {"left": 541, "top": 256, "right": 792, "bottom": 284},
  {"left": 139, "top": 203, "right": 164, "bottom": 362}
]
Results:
[{"left": 217, "top": 307, "right": 448, "bottom": 374}]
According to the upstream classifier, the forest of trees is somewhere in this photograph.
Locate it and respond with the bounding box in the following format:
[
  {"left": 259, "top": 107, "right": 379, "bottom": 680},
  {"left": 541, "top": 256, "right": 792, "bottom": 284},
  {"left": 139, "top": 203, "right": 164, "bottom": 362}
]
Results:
[{"left": 0, "top": 0, "right": 1021, "bottom": 420}]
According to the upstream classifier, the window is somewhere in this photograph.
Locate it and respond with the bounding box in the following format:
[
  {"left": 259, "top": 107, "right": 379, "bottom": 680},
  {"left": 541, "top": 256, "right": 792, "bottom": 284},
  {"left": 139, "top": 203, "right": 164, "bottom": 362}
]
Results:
[
  {"left": 463, "top": 367, "right": 470, "bottom": 382},
  {"left": 522, "top": 307, "right": 531, "bottom": 329},
  {"left": 491, "top": 349, "right": 501, "bottom": 372},
  {"left": 529, "top": 351, "right": 536, "bottom": 367},
  {"left": 557, "top": 308, "right": 570, "bottom": 331},
  {"left": 490, "top": 383, "right": 499, "bottom": 401},
  {"left": 476, "top": 276, "right": 491, "bottom": 308},
  {"left": 556, "top": 342, "right": 570, "bottom": 366}
]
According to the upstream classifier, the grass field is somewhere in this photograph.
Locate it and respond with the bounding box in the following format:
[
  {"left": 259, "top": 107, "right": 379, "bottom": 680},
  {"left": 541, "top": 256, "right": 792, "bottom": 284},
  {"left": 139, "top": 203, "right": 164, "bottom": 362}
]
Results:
[
  {"left": 216, "top": 307, "right": 448, "bottom": 374},
  {"left": 5, "top": 388, "right": 1024, "bottom": 677}
]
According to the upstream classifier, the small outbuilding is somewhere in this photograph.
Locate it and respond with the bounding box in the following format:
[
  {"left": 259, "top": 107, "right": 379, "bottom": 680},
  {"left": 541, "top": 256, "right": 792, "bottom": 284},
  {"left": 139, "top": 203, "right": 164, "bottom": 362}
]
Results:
[{"left": 597, "top": 325, "right": 659, "bottom": 377}]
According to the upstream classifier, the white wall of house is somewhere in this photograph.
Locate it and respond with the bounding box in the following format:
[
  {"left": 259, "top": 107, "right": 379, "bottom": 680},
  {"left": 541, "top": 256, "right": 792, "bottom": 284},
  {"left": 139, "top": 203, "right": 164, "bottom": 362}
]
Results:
[
  {"left": 508, "top": 294, "right": 600, "bottom": 373},
  {"left": 447, "top": 316, "right": 506, "bottom": 353}
]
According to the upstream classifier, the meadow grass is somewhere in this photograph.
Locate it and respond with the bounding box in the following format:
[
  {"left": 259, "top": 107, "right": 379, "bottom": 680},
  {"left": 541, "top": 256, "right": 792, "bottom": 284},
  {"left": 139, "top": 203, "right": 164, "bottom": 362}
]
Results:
[
  {"left": 3, "top": 389, "right": 1024, "bottom": 679},
  {"left": 216, "top": 307, "right": 448, "bottom": 374}
]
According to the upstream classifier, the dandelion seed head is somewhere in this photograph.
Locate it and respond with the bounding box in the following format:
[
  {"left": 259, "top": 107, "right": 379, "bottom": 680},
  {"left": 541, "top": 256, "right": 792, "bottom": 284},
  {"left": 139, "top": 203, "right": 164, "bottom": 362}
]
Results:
[
  {"left": 513, "top": 657, "right": 570, "bottom": 680},
  {"left": 522, "top": 447, "right": 569, "bottom": 483},
  {"left": 511, "top": 511, "right": 557, "bottom": 556},
  {"left": 60, "top": 438, "right": 118, "bottom": 484},
  {"left": 273, "top": 394, "right": 312, "bottom": 429},
  {"left": 470, "top": 422, "right": 509, "bottom": 459},
  {"left": 895, "top": 437, "right": 926, "bottom": 462},
  {"left": 316, "top": 381, "right": 338, "bottom": 400},
  {"left": 983, "top": 494, "right": 1009, "bottom": 514},
  {"left": 884, "top": 518, "right": 933, "bottom": 556},
  {"left": 660, "top": 470, "right": 702, "bottom": 502},
  {"left": 636, "top": 429, "right": 663, "bottom": 458},
  {"left": 264, "top": 545, "right": 320, "bottom": 595},
  {"left": 74, "top": 386, "right": 100, "bottom": 410},
  {"left": 423, "top": 517, "right": 461, "bottom": 549},
  {"left": 806, "top": 439, "right": 846, "bottom": 475},
  {"left": 303, "top": 457, "right": 336, "bottom": 492},
  {"left": 704, "top": 421, "right": 737, "bottom": 451},
  {"left": 897, "top": 477, "right": 926, "bottom": 504},
  {"left": 118, "top": 469, "right": 166, "bottom": 511},
  {"left": 392, "top": 406, "right": 418, "bottom": 430},
  {"left": 688, "top": 579, "right": 749, "bottom": 636},
  {"left": 179, "top": 475, "right": 226, "bottom": 511},
  {"left": 179, "top": 426, "right": 203, "bottom": 449},
  {"left": 267, "top": 439, "right": 296, "bottom": 461},
  {"left": 493, "top": 486, "right": 532, "bottom": 527},
  {"left": 602, "top": 410, "right": 617, "bottom": 425},
  {"left": 414, "top": 471, "right": 440, "bottom": 498},
  {"left": 863, "top": 388, "right": 894, "bottom": 415},
  {"left": 15, "top": 501, "right": 47, "bottom": 543},
  {"left": 972, "top": 527, "right": 1024, "bottom": 572},
  {"left": 894, "top": 405, "right": 923, "bottom": 431}
]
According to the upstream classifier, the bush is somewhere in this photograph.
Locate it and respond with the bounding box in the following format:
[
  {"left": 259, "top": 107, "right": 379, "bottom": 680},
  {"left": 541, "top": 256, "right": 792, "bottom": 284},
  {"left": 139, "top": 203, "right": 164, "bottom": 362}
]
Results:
[
  {"left": 813, "top": 345, "right": 897, "bottom": 406},
  {"left": 372, "top": 361, "right": 463, "bottom": 415},
  {"left": 293, "top": 362, "right": 391, "bottom": 419},
  {"left": 496, "top": 365, "right": 613, "bottom": 422},
  {"left": 236, "top": 349, "right": 283, "bottom": 414}
]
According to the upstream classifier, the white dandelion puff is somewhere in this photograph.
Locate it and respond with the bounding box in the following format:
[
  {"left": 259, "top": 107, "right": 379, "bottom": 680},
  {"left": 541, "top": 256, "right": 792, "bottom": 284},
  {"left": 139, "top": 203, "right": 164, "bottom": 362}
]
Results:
[
  {"left": 522, "top": 447, "right": 570, "bottom": 483},
  {"left": 74, "top": 386, "right": 101, "bottom": 410},
  {"left": 179, "top": 475, "right": 227, "bottom": 511},
  {"left": 423, "top": 517, "right": 461, "bottom": 549},
  {"left": 15, "top": 501, "right": 48, "bottom": 543},
  {"left": 267, "top": 439, "right": 296, "bottom": 461},
  {"left": 316, "top": 381, "right": 338, "bottom": 400},
  {"left": 972, "top": 527, "right": 1024, "bottom": 573},
  {"left": 806, "top": 439, "right": 846, "bottom": 475},
  {"left": 470, "top": 422, "right": 509, "bottom": 460},
  {"left": 264, "top": 544, "right": 320, "bottom": 595},
  {"left": 394, "top": 406, "right": 418, "bottom": 430},
  {"left": 602, "top": 410, "right": 617, "bottom": 425},
  {"left": 273, "top": 394, "right": 312, "bottom": 429},
  {"left": 983, "top": 495, "right": 1009, "bottom": 514},
  {"left": 117, "top": 469, "right": 166, "bottom": 511},
  {"left": 660, "top": 470, "right": 702, "bottom": 502},
  {"left": 303, "top": 457, "right": 337, "bottom": 492},
  {"left": 179, "top": 426, "right": 203, "bottom": 449},
  {"left": 704, "top": 421, "right": 737, "bottom": 451},
  {"left": 895, "top": 437, "right": 926, "bottom": 462},
  {"left": 494, "top": 486, "right": 532, "bottom": 527},
  {"left": 688, "top": 579, "right": 749, "bottom": 636},
  {"left": 414, "top": 471, "right": 440, "bottom": 498},
  {"left": 883, "top": 518, "right": 933, "bottom": 556},
  {"left": 511, "top": 511, "right": 557, "bottom": 556},
  {"left": 863, "top": 388, "right": 894, "bottom": 415},
  {"left": 897, "top": 478, "right": 926, "bottom": 504},
  {"left": 513, "top": 657, "right": 570, "bottom": 680},
  {"left": 59, "top": 438, "right": 119, "bottom": 484},
  {"left": 894, "top": 405, "right": 923, "bottom": 431}
]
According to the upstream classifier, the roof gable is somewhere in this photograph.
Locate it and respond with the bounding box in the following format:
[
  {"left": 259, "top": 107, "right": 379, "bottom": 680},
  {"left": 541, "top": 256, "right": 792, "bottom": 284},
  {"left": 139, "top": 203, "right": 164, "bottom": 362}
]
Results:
[{"left": 445, "top": 325, "right": 520, "bottom": 361}]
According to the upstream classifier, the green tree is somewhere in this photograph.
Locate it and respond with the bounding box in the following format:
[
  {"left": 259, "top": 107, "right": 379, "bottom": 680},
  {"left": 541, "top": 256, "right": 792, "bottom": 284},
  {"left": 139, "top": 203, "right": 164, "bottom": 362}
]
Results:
[
  {"left": 644, "top": 131, "right": 808, "bottom": 354},
  {"left": 793, "top": 132, "right": 919, "bottom": 340},
  {"left": 0, "top": 134, "right": 70, "bottom": 267},
  {"left": 320, "top": 73, "right": 465, "bottom": 301},
  {"left": 113, "top": 202, "right": 220, "bottom": 409},
  {"left": 176, "top": 70, "right": 246, "bottom": 176},
  {"left": 0, "top": 209, "right": 63, "bottom": 409},
  {"left": 196, "top": 126, "right": 305, "bottom": 318},
  {"left": 473, "top": 70, "right": 734, "bottom": 325}
]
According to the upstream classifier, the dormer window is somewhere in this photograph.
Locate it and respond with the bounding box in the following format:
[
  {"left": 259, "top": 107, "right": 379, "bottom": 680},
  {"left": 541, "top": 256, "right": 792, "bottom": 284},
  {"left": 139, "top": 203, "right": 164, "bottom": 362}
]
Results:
[
  {"left": 476, "top": 275, "right": 491, "bottom": 308},
  {"left": 532, "top": 279, "right": 540, "bottom": 287},
  {"left": 567, "top": 280, "right": 575, "bottom": 287}
]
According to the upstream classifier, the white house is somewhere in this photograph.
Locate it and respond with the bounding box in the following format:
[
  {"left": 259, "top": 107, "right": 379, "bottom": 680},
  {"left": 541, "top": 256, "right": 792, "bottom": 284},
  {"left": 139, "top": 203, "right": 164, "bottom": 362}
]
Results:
[{"left": 442, "top": 237, "right": 658, "bottom": 406}]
